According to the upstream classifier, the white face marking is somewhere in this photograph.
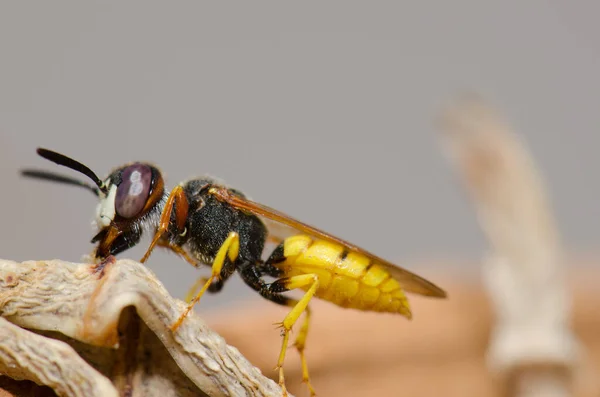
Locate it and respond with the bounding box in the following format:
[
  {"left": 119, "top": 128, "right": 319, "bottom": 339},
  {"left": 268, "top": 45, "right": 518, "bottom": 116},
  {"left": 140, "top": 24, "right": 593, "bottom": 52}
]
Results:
[{"left": 95, "top": 183, "right": 117, "bottom": 228}]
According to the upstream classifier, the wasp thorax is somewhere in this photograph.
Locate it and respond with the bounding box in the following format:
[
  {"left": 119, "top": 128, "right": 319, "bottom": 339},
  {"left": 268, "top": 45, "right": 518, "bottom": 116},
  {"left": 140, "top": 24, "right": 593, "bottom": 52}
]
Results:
[{"left": 115, "top": 163, "right": 152, "bottom": 218}]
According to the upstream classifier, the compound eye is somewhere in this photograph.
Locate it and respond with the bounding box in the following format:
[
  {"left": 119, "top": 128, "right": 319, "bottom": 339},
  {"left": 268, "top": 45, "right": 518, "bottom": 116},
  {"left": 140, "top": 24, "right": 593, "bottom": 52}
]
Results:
[{"left": 115, "top": 164, "right": 153, "bottom": 218}]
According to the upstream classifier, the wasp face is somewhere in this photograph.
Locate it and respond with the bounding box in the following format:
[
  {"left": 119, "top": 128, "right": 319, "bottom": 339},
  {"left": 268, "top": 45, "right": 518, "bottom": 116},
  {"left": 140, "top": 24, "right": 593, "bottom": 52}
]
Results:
[
  {"left": 89, "top": 162, "right": 166, "bottom": 259},
  {"left": 22, "top": 149, "right": 166, "bottom": 260}
]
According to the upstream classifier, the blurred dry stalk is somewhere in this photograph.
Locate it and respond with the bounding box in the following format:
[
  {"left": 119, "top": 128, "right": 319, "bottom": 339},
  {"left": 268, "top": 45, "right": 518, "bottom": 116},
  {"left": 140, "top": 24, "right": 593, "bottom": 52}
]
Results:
[
  {"left": 0, "top": 258, "right": 289, "bottom": 397},
  {"left": 438, "top": 94, "right": 580, "bottom": 397}
]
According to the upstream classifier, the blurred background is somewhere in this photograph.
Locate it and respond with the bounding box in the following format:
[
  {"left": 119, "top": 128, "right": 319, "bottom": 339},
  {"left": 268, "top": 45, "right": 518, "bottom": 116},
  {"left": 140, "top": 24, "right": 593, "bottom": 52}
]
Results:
[{"left": 0, "top": 2, "right": 598, "bottom": 396}]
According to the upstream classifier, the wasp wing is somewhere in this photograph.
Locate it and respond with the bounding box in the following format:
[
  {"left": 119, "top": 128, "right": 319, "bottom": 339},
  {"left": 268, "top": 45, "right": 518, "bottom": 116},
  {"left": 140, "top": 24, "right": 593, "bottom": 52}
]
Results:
[
  {"left": 261, "top": 218, "right": 294, "bottom": 244},
  {"left": 210, "top": 188, "right": 447, "bottom": 298}
]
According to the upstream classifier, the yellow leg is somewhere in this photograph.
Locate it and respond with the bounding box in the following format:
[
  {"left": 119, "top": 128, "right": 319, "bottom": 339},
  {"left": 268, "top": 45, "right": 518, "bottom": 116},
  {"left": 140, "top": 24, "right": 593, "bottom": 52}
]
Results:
[
  {"left": 171, "top": 231, "right": 240, "bottom": 331},
  {"left": 275, "top": 274, "right": 319, "bottom": 397},
  {"left": 184, "top": 276, "right": 209, "bottom": 303},
  {"left": 295, "top": 307, "right": 315, "bottom": 396}
]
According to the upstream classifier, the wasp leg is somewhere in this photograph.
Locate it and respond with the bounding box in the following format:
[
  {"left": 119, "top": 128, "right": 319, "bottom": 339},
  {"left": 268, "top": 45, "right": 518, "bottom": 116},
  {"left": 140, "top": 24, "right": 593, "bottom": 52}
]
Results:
[
  {"left": 171, "top": 231, "right": 240, "bottom": 331},
  {"left": 155, "top": 238, "right": 236, "bottom": 302},
  {"left": 156, "top": 239, "right": 199, "bottom": 268},
  {"left": 272, "top": 275, "right": 319, "bottom": 396},
  {"left": 184, "top": 259, "right": 236, "bottom": 303},
  {"left": 294, "top": 306, "right": 313, "bottom": 395},
  {"left": 155, "top": 239, "right": 234, "bottom": 303},
  {"left": 184, "top": 276, "right": 207, "bottom": 303},
  {"left": 92, "top": 226, "right": 141, "bottom": 261},
  {"left": 240, "top": 266, "right": 318, "bottom": 396},
  {"left": 140, "top": 185, "right": 188, "bottom": 264},
  {"left": 274, "top": 302, "right": 314, "bottom": 396}
]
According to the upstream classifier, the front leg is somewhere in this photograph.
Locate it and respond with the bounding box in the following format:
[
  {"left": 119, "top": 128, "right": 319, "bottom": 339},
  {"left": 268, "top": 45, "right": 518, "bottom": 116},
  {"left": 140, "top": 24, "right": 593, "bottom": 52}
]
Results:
[
  {"left": 171, "top": 231, "right": 240, "bottom": 331},
  {"left": 90, "top": 226, "right": 141, "bottom": 262},
  {"left": 140, "top": 185, "right": 188, "bottom": 264}
]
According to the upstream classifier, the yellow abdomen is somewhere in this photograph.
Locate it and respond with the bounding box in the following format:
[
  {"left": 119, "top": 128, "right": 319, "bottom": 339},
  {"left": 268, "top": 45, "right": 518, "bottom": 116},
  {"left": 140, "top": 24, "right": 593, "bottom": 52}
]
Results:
[{"left": 273, "top": 235, "right": 412, "bottom": 318}]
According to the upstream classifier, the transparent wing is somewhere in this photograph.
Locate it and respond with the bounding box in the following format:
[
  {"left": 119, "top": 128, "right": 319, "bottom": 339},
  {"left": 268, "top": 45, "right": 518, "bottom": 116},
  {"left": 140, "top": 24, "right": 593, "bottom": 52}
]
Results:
[{"left": 210, "top": 187, "right": 447, "bottom": 298}]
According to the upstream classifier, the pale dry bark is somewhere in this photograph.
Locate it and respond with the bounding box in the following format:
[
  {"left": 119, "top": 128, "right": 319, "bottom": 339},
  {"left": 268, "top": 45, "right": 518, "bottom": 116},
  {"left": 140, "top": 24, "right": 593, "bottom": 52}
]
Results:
[
  {"left": 0, "top": 258, "right": 290, "bottom": 397},
  {"left": 438, "top": 94, "right": 580, "bottom": 397}
]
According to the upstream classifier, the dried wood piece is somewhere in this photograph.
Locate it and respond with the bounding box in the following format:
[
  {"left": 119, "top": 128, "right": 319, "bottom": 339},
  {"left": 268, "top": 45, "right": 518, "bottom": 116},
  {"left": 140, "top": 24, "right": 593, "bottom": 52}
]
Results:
[
  {"left": 0, "top": 316, "right": 117, "bottom": 397},
  {"left": 438, "top": 94, "right": 579, "bottom": 396},
  {"left": 0, "top": 258, "right": 289, "bottom": 397}
]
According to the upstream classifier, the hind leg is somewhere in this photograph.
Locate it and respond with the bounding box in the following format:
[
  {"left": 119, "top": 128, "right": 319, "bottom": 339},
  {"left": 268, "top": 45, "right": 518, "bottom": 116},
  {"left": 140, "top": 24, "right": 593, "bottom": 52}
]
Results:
[
  {"left": 240, "top": 266, "right": 318, "bottom": 396},
  {"left": 271, "top": 275, "right": 318, "bottom": 396},
  {"left": 293, "top": 305, "right": 313, "bottom": 394}
]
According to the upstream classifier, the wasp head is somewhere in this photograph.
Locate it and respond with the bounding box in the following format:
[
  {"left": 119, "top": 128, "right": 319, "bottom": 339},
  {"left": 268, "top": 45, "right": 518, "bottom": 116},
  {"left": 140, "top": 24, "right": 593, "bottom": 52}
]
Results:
[{"left": 22, "top": 148, "right": 166, "bottom": 261}]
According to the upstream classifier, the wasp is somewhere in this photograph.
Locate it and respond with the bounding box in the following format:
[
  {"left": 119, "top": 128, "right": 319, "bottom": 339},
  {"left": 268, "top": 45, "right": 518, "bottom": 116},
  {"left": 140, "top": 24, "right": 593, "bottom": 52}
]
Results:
[{"left": 22, "top": 148, "right": 447, "bottom": 396}]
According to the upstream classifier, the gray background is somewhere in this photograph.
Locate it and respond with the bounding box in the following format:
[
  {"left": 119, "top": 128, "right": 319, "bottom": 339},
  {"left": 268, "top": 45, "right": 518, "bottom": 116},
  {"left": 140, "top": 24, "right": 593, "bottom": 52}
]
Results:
[{"left": 1, "top": 2, "right": 598, "bottom": 310}]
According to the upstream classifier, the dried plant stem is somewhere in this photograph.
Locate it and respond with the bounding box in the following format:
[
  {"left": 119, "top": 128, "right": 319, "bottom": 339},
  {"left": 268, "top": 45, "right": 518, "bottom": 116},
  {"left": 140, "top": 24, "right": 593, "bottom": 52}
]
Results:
[{"left": 438, "top": 94, "right": 579, "bottom": 397}]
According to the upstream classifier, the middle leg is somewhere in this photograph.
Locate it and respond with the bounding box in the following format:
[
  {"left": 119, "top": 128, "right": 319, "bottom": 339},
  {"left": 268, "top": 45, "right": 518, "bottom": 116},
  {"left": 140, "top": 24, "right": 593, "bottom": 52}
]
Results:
[
  {"left": 184, "top": 258, "right": 236, "bottom": 303},
  {"left": 171, "top": 231, "right": 240, "bottom": 331}
]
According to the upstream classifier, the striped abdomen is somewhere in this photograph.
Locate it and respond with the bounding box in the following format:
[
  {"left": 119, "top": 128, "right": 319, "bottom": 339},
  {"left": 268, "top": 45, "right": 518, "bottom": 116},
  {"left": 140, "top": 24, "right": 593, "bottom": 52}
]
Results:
[{"left": 266, "top": 235, "right": 412, "bottom": 318}]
